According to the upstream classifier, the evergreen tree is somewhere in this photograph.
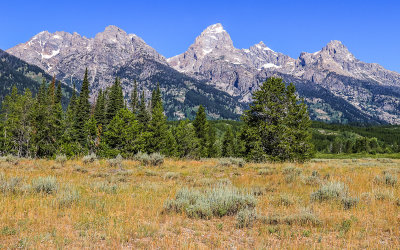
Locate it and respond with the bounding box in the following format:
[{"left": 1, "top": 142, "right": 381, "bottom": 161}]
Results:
[
  {"left": 2, "top": 87, "right": 35, "bottom": 157},
  {"left": 174, "top": 120, "right": 200, "bottom": 158},
  {"left": 207, "top": 124, "right": 219, "bottom": 157},
  {"left": 151, "top": 83, "right": 161, "bottom": 110},
  {"left": 145, "top": 95, "right": 168, "bottom": 153},
  {"left": 55, "top": 81, "right": 62, "bottom": 104},
  {"left": 60, "top": 86, "right": 81, "bottom": 157},
  {"left": 94, "top": 89, "right": 106, "bottom": 126},
  {"left": 130, "top": 80, "right": 139, "bottom": 114},
  {"left": 84, "top": 116, "right": 98, "bottom": 154},
  {"left": 221, "top": 126, "right": 235, "bottom": 157},
  {"left": 193, "top": 105, "right": 209, "bottom": 157},
  {"left": 48, "top": 75, "right": 56, "bottom": 104},
  {"left": 241, "top": 77, "right": 314, "bottom": 162},
  {"left": 102, "top": 108, "right": 141, "bottom": 157},
  {"left": 163, "top": 129, "right": 177, "bottom": 157},
  {"left": 74, "top": 68, "right": 91, "bottom": 146},
  {"left": 32, "top": 79, "right": 59, "bottom": 157},
  {"left": 106, "top": 77, "right": 124, "bottom": 124},
  {"left": 137, "top": 90, "right": 150, "bottom": 125}
]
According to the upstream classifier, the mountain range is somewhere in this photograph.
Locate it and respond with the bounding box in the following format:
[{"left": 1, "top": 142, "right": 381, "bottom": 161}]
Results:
[{"left": 5, "top": 24, "right": 400, "bottom": 123}]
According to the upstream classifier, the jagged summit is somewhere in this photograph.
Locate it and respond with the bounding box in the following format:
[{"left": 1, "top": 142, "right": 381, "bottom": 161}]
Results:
[
  {"left": 194, "top": 23, "right": 234, "bottom": 50},
  {"left": 103, "top": 25, "right": 123, "bottom": 32},
  {"left": 203, "top": 23, "right": 225, "bottom": 34},
  {"left": 6, "top": 24, "right": 400, "bottom": 124}
]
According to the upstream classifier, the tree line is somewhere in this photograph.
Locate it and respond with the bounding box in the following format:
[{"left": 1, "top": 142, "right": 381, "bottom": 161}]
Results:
[{"left": 0, "top": 73, "right": 314, "bottom": 162}]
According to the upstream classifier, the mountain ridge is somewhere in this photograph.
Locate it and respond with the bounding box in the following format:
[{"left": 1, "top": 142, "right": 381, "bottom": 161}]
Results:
[{"left": 6, "top": 24, "right": 400, "bottom": 123}]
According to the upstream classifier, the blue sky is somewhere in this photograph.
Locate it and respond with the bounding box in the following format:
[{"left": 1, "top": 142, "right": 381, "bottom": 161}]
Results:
[{"left": 1, "top": 0, "right": 400, "bottom": 72}]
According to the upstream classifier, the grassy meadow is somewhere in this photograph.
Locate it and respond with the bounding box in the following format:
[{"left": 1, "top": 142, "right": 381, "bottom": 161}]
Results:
[{"left": 1, "top": 157, "right": 400, "bottom": 248}]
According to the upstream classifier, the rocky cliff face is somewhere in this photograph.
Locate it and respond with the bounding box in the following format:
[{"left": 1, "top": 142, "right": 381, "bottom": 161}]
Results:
[
  {"left": 7, "top": 25, "right": 245, "bottom": 120},
  {"left": 167, "top": 24, "right": 400, "bottom": 124},
  {"left": 7, "top": 24, "right": 400, "bottom": 123},
  {"left": 7, "top": 25, "right": 166, "bottom": 94}
]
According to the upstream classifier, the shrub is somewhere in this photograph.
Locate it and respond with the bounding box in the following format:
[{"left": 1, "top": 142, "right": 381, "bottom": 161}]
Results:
[
  {"left": 303, "top": 175, "right": 321, "bottom": 186},
  {"left": 57, "top": 185, "right": 80, "bottom": 208},
  {"left": 282, "top": 166, "right": 302, "bottom": 176},
  {"left": 164, "top": 172, "right": 180, "bottom": 180},
  {"left": 92, "top": 181, "right": 118, "bottom": 194},
  {"left": 341, "top": 196, "right": 359, "bottom": 210},
  {"left": 0, "top": 173, "right": 22, "bottom": 194},
  {"left": 149, "top": 153, "right": 164, "bottom": 166},
  {"left": 277, "top": 193, "right": 296, "bottom": 206},
  {"left": 31, "top": 176, "right": 58, "bottom": 194},
  {"left": 163, "top": 184, "right": 256, "bottom": 219},
  {"left": 107, "top": 154, "right": 123, "bottom": 167},
  {"left": 55, "top": 154, "right": 67, "bottom": 166},
  {"left": 283, "top": 166, "right": 302, "bottom": 184},
  {"left": 135, "top": 152, "right": 164, "bottom": 166},
  {"left": 236, "top": 208, "right": 259, "bottom": 228},
  {"left": 82, "top": 153, "right": 97, "bottom": 164},
  {"left": 284, "top": 209, "right": 321, "bottom": 226},
  {"left": 374, "top": 173, "right": 397, "bottom": 186},
  {"left": 248, "top": 186, "right": 268, "bottom": 196},
  {"left": 258, "top": 168, "right": 274, "bottom": 176},
  {"left": 373, "top": 189, "right": 394, "bottom": 201},
  {"left": 218, "top": 158, "right": 245, "bottom": 167},
  {"left": 311, "top": 182, "right": 348, "bottom": 202},
  {"left": 384, "top": 173, "right": 397, "bottom": 186}
]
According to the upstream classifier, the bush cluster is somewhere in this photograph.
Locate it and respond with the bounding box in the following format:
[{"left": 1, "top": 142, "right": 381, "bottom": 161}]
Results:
[
  {"left": 31, "top": 176, "right": 58, "bottom": 194},
  {"left": 163, "top": 184, "right": 256, "bottom": 219},
  {"left": 135, "top": 152, "right": 164, "bottom": 166}
]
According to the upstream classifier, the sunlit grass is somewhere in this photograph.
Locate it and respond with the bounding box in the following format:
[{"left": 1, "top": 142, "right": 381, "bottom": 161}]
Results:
[{"left": 0, "top": 157, "right": 399, "bottom": 248}]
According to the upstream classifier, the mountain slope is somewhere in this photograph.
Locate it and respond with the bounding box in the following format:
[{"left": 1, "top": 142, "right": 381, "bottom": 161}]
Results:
[
  {"left": 168, "top": 24, "right": 400, "bottom": 124},
  {"left": 7, "top": 26, "right": 245, "bottom": 119},
  {"left": 7, "top": 24, "right": 400, "bottom": 123},
  {"left": 0, "top": 49, "right": 74, "bottom": 107}
]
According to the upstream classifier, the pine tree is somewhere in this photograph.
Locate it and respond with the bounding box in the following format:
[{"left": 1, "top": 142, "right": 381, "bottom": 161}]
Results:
[
  {"left": 48, "top": 75, "right": 56, "bottom": 104},
  {"left": 74, "top": 68, "right": 91, "bottom": 146},
  {"left": 32, "top": 79, "right": 59, "bottom": 157},
  {"left": 84, "top": 116, "right": 98, "bottom": 154},
  {"left": 151, "top": 83, "right": 161, "bottom": 110},
  {"left": 102, "top": 108, "right": 141, "bottom": 157},
  {"left": 137, "top": 90, "right": 150, "bottom": 126},
  {"left": 145, "top": 95, "right": 168, "bottom": 153},
  {"left": 207, "top": 124, "right": 219, "bottom": 157},
  {"left": 241, "top": 77, "right": 314, "bottom": 162},
  {"left": 174, "top": 120, "right": 200, "bottom": 158},
  {"left": 55, "top": 81, "right": 62, "bottom": 104},
  {"left": 106, "top": 77, "right": 124, "bottom": 124},
  {"left": 222, "top": 126, "right": 235, "bottom": 157},
  {"left": 2, "top": 87, "right": 35, "bottom": 157},
  {"left": 60, "top": 85, "right": 81, "bottom": 157},
  {"left": 94, "top": 89, "right": 106, "bottom": 126},
  {"left": 193, "top": 105, "right": 209, "bottom": 157},
  {"left": 130, "top": 80, "right": 139, "bottom": 114}
]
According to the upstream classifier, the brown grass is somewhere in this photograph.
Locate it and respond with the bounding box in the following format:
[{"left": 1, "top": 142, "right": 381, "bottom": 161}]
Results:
[{"left": 0, "top": 158, "right": 399, "bottom": 248}]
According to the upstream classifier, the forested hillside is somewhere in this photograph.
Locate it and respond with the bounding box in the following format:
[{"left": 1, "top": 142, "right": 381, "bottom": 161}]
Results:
[{"left": 0, "top": 50, "right": 74, "bottom": 107}]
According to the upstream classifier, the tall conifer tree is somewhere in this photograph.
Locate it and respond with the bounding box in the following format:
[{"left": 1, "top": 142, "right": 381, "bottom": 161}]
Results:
[
  {"left": 137, "top": 90, "right": 150, "bottom": 125},
  {"left": 106, "top": 77, "right": 124, "bottom": 123},
  {"left": 193, "top": 105, "right": 209, "bottom": 157},
  {"left": 74, "top": 68, "right": 91, "bottom": 146},
  {"left": 130, "top": 80, "right": 138, "bottom": 114}
]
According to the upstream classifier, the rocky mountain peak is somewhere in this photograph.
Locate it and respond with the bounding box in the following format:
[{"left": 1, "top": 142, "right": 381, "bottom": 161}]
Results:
[
  {"left": 193, "top": 23, "right": 234, "bottom": 54},
  {"left": 320, "top": 40, "right": 354, "bottom": 60},
  {"left": 104, "top": 25, "right": 123, "bottom": 33}
]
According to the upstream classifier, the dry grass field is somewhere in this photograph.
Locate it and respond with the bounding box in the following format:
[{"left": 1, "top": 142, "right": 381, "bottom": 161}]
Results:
[{"left": 1, "top": 157, "right": 400, "bottom": 248}]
